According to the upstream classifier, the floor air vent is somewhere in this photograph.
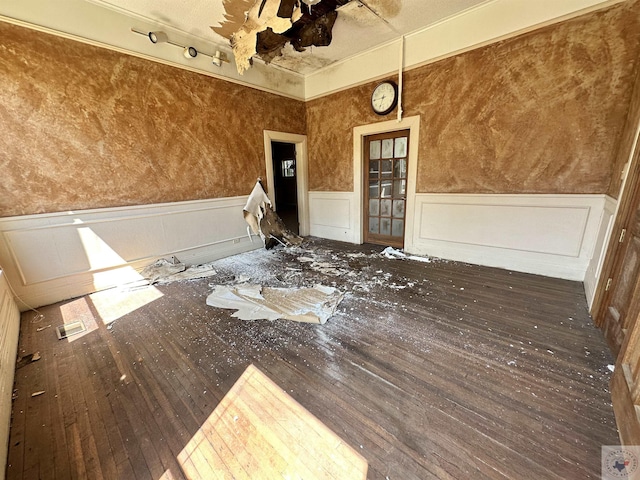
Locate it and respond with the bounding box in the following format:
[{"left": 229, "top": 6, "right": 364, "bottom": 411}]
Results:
[{"left": 56, "top": 321, "right": 86, "bottom": 340}]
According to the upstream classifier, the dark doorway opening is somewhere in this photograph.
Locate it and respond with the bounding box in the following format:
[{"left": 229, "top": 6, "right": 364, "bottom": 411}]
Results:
[{"left": 271, "top": 141, "right": 299, "bottom": 234}]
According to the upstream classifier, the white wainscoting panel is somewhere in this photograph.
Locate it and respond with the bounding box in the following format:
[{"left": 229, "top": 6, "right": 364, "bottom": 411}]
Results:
[
  {"left": 584, "top": 195, "right": 617, "bottom": 308},
  {"left": 0, "top": 197, "right": 260, "bottom": 309},
  {"left": 407, "top": 194, "right": 609, "bottom": 281},
  {"left": 0, "top": 271, "right": 20, "bottom": 479},
  {"left": 308, "top": 192, "right": 357, "bottom": 243}
]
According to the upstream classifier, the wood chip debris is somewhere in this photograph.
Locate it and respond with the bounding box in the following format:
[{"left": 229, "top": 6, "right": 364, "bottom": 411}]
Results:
[{"left": 16, "top": 352, "right": 41, "bottom": 369}]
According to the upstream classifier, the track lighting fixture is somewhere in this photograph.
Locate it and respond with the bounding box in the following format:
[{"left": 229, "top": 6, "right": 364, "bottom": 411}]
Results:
[
  {"left": 148, "top": 31, "right": 168, "bottom": 44},
  {"left": 212, "top": 51, "right": 228, "bottom": 67},
  {"left": 131, "top": 28, "right": 229, "bottom": 67},
  {"left": 183, "top": 46, "right": 198, "bottom": 59}
]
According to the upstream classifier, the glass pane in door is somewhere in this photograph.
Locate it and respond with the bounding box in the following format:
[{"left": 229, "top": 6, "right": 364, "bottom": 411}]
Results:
[
  {"left": 392, "top": 219, "right": 404, "bottom": 237},
  {"left": 369, "top": 199, "right": 380, "bottom": 216},
  {"left": 369, "top": 217, "right": 379, "bottom": 234},
  {"left": 370, "top": 140, "right": 381, "bottom": 160},
  {"left": 394, "top": 137, "right": 407, "bottom": 157},
  {"left": 380, "top": 199, "right": 392, "bottom": 216},
  {"left": 381, "top": 139, "right": 394, "bottom": 158},
  {"left": 369, "top": 160, "right": 379, "bottom": 178}
]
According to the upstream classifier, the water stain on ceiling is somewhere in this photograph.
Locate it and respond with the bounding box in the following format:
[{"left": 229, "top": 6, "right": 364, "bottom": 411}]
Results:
[{"left": 363, "top": 0, "right": 401, "bottom": 19}]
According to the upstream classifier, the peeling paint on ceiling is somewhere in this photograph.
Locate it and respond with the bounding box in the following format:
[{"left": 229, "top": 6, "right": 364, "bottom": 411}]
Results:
[{"left": 211, "top": 0, "right": 256, "bottom": 40}]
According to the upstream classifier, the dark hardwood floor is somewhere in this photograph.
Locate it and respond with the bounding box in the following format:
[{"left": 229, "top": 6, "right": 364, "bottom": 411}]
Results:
[{"left": 6, "top": 238, "right": 618, "bottom": 479}]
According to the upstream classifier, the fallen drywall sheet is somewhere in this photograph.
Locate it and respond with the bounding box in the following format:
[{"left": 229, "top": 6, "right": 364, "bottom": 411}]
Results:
[
  {"left": 141, "top": 258, "right": 217, "bottom": 284},
  {"left": 206, "top": 284, "right": 343, "bottom": 324}
]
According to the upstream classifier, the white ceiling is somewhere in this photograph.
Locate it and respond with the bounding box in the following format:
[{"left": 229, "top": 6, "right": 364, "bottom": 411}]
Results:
[
  {"left": 86, "top": 0, "right": 491, "bottom": 75},
  {"left": 0, "top": 0, "right": 625, "bottom": 99}
]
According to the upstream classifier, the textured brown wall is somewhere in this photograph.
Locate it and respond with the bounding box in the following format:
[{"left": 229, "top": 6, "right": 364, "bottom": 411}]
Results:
[
  {"left": 307, "top": 0, "right": 640, "bottom": 194},
  {"left": 0, "top": 22, "right": 306, "bottom": 217},
  {"left": 608, "top": 45, "right": 640, "bottom": 198}
]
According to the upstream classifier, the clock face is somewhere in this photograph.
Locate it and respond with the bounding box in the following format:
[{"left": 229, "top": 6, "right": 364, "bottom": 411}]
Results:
[{"left": 371, "top": 81, "right": 398, "bottom": 115}]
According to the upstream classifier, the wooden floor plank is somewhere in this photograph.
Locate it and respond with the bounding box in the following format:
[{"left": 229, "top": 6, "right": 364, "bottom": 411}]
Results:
[
  {"left": 6, "top": 238, "right": 618, "bottom": 480},
  {"left": 236, "top": 365, "right": 366, "bottom": 479}
]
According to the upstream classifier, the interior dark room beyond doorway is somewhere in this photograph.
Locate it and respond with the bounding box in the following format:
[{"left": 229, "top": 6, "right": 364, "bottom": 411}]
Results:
[{"left": 271, "top": 141, "right": 299, "bottom": 235}]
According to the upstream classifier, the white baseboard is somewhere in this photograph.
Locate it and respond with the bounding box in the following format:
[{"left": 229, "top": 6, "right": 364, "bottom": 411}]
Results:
[{"left": 0, "top": 197, "right": 260, "bottom": 309}]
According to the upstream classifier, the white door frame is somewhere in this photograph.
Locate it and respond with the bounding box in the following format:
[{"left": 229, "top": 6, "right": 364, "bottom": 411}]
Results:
[
  {"left": 263, "top": 130, "right": 310, "bottom": 236},
  {"left": 353, "top": 115, "right": 421, "bottom": 249}
]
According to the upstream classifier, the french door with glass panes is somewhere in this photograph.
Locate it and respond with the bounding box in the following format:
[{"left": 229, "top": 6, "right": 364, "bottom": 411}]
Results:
[{"left": 364, "top": 130, "right": 409, "bottom": 248}]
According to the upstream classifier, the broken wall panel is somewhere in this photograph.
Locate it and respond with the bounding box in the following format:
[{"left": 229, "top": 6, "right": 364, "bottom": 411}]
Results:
[
  {"left": 306, "top": 1, "right": 640, "bottom": 196},
  {"left": 0, "top": 21, "right": 306, "bottom": 217}
]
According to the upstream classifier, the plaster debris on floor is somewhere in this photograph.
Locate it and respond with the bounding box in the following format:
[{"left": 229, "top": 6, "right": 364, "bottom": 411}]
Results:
[
  {"left": 202, "top": 239, "right": 442, "bottom": 324},
  {"left": 141, "top": 257, "right": 217, "bottom": 284},
  {"left": 381, "top": 246, "right": 432, "bottom": 263},
  {"left": 206, "top": 283, "right": 343, "bottom": 324}
]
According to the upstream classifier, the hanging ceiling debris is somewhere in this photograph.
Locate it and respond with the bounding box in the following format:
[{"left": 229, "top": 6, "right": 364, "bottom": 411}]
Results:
[
  {"left": 214, "top": 0, "right": 351, "bottom": 74},
  {"left": 243, "top": 180, "right": 303, "bottom": 249}
]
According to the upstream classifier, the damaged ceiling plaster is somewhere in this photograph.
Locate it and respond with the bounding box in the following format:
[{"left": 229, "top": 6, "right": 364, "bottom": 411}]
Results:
[
  {"left": 217, "top": 0, "right": 351, "bottom": 74},
  {"left": 83, "top": 0, "right": 493, "bottom": 76}
]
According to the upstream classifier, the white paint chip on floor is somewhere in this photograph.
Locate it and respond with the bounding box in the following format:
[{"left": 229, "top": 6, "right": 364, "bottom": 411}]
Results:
[
  {"left": 381, "top": 246, "right": 431, "bottom": 263},
  {"left": 206, "top": 284, "right": 344, "bottom": 324}
]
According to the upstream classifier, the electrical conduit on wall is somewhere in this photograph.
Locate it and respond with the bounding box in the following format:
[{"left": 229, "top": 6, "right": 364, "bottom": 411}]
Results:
[{"left": 398, "top": 35, "right": 404, "bottom": 123}]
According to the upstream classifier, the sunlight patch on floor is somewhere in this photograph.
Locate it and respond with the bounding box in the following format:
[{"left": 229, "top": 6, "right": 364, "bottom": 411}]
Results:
[
  {"left": 59, "top": 297, "right": 99, "bottom": 342},
  {"left": 178, "top": 364, "right": 368, "bottom": 479},
  {"left": 89, "top": 285, "right": 163, "bottom": 324}
]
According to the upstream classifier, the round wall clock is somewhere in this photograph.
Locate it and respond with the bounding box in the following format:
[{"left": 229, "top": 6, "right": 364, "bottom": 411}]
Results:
[{"left": 371, "top": 80, "right": 398, "bottom": 116}]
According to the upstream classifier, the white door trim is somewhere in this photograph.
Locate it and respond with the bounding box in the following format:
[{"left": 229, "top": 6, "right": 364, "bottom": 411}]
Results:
[
  {"left": 263, "top": 130, "right": 310, "bottom": 236},
  {"left": 353, "top": 115, "right": 421, "bottom": 247}
]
